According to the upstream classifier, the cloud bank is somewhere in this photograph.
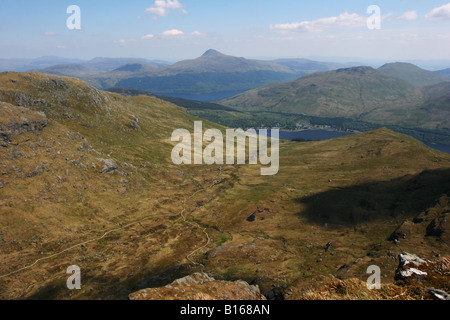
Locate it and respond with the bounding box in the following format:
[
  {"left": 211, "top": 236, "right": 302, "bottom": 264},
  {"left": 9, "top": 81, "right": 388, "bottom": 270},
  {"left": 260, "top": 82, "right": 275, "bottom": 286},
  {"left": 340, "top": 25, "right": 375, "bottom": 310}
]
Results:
[{"left": 145, "top": 0, "right": 187, "bottom": 17}]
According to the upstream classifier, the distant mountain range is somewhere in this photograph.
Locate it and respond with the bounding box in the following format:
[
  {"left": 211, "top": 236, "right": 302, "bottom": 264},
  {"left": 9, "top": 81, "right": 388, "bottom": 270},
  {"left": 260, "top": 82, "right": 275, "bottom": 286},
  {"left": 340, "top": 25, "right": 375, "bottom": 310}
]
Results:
[
  {"left": 0, "top": 56, "right": 85, "bottom": 72},
  {"left": 109, "top": 50, "right": 301, "bottom": 99},
  {"left": 100, "top": 50, "right": 348, "bottom": 99},
  {"left": 0, "top": 56, "right": 169, "bottom": 73},
  {"left": 1, "top": 50, "right": 346, "bottom": 101}
]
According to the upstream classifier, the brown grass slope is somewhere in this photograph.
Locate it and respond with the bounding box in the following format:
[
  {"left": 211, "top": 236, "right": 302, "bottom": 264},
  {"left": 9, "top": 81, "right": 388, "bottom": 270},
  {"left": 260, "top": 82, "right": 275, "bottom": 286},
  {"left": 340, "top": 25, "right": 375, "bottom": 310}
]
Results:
[
  {"left": 0, "top": 72, "right": 234, "bottom": 299},
  {"left": 189, "top": 129, "right": 450, "bottom": 299},
  {"left": 0, "top": 72, "right": 448, "bottom": 300}
]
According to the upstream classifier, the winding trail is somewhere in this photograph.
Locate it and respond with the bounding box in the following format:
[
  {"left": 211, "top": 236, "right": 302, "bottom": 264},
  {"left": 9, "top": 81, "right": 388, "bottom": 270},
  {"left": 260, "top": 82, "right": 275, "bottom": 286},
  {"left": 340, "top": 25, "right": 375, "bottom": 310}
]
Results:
[
  {"left": 0, "top": 171, "right": 223, "bottom": 281},
  {"left": 180, "top": 172, "right": 223, "bottom": 267}
]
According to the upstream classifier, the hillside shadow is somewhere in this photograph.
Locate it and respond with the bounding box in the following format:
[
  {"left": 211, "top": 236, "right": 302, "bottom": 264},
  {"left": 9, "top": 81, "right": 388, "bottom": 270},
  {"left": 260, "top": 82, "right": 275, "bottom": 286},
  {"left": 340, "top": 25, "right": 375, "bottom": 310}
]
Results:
[
  {"left": 296, "top": 168, "right": 450, "bottom": 226},
  {"left": 25, "top": 263, "right": 202, "bottom": 300},
  {"left": 24, "top": 260, "right": 280, "bottom": 300}
]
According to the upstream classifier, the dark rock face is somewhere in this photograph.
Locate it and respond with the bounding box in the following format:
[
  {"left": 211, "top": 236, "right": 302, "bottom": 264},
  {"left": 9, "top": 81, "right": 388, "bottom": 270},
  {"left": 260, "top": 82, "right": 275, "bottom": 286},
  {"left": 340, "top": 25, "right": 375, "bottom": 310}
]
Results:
[
  {"left": 426, "top": 211, "right": 449, "bottom": 241},
  {"left": 246, "top": 207, "right": 272, "bottom": 222},
  {"left": 0, "top": 102, "right": 47, "bottom": 145}
]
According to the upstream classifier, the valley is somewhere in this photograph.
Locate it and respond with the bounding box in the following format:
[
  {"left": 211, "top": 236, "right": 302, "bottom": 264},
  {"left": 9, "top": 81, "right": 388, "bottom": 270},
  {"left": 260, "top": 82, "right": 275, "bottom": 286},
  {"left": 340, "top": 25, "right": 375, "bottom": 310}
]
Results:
[
  {"left": 2, "top": 0, "right": 450, "bottom": 306},
  {"left": 0, "top": 71, "right": 449, "bottom": 300}
]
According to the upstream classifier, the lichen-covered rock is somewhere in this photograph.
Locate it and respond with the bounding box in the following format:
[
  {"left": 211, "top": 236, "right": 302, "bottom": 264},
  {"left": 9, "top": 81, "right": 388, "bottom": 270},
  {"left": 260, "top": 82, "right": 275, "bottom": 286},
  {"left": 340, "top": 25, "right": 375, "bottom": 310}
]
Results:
[{"left": 129, "top": 272, "right": 266, "bottom": 300}]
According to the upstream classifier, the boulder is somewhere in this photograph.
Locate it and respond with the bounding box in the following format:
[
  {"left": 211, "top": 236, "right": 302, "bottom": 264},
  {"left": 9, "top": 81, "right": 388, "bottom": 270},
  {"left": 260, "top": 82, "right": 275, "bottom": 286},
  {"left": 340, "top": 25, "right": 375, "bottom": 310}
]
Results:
[
  {"left": 426, "top": 287, "right": 450, "bottom": 301},
  {"left": 97, "top": 158, "right": 118, "bottom": 174},
  {"left": 399, "top": 268, "right": 427, "bottom": 278}
]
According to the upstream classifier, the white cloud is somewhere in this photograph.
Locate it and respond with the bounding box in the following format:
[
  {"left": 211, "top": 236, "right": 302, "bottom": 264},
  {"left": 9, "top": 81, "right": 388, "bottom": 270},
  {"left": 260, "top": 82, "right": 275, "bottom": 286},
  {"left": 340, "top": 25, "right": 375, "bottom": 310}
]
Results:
[
  {"left": 114, "top": 38, "right": 138, "bottom": 45},
  {"left": 426, "top": 2, "right": 450, "bottom": 20},
  {"left": 399, "top": 10, "right": 418, "bottom": 21},
  {"left": 161, "top": 29, "right": 184, "bottom": 37},
  {"left": 270, "top": 12, "right": 367, "bottom": 33},
  {"left": 190, "top": 30, "right": 205, "bottom": 37},
  {"left": 141, "top": 34, "right": 155, "bottom": 40},
  {"left": 42, "top": 31, "right": 56, "bottom": 36},
  {"left": 145, "top": 0, "right": 186, "bottom": 17}
]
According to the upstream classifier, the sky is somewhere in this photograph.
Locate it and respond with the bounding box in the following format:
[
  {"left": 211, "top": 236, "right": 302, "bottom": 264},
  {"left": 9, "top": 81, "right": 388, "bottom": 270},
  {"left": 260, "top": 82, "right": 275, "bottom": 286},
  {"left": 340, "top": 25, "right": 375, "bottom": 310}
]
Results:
[{"left": 0, "top": 0, "right": 449, "bottom": 62}]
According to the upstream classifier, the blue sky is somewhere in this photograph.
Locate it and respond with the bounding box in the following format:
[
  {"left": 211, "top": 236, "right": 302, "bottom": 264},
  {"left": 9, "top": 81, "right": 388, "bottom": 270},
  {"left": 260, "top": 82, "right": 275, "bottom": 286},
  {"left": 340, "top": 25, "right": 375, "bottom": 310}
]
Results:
[{"left": 0, "top": 0, "right": 449, "bottom": 61}]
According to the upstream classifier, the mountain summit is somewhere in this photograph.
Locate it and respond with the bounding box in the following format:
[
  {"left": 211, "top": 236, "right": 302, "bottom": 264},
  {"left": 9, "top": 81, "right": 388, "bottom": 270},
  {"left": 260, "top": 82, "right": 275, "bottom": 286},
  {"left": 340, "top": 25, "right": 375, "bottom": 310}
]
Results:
[{"left": 201, "top": 49, "right": 227, "bottom": 58}]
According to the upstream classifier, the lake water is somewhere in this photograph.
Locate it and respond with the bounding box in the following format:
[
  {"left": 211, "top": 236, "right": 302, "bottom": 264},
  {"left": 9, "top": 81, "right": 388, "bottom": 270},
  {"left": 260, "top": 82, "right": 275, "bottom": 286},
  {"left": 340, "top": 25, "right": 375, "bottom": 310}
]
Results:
[
  {"left": 264, "top": 129, "right": 449, "bottom": 154},
  {"left": 424, "top": 143, "right": 450, "bottom": 154}
]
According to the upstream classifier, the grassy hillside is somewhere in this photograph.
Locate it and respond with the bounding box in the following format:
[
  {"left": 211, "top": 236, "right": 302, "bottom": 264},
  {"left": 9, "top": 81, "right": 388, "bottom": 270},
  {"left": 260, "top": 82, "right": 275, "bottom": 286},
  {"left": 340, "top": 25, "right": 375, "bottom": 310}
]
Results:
[
  {"left": 365, "top": 81, "right": 450, "bottom": 130},
  {"left": 105, "top": 86, "right": 450, "bottom": 147},
  {"left": 0, "top": 72, "right": 235, "bottom": 299},
  {"left": 378, "top": 62, "right": 448, "bottom": 87},
  {"left": 220, "top": 67, "right": 420, "bottom": 117},
  {"left": 186, "top": 128, "right": 450, "bottom": 299},
  {"left": 273, "top": 58, "right": 344, "bottom": 73},
  {"left": 436, "top": 68, "right": 450, "bottom": 79},
  {"left": 219, "top": 66, "right": 450, "bottom": 132},
  {"left": 0, "top": 72, "right": 448, "bottom": 300}
]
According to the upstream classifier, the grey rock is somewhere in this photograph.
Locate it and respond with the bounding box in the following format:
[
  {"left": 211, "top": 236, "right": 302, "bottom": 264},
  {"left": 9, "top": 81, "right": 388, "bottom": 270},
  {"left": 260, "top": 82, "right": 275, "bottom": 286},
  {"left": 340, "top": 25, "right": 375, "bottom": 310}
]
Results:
[
  {"left": 97, "top": 158, "right": 118, "bottom": 174},
  {"left": 399, "top": 268, "right": 427, "bottom": 278},
  {"left": 426, "top": 287, "right": 450, "bottom": 301},
  {"left": 399, "top": 252, "right": 427, "bottom": 267}
]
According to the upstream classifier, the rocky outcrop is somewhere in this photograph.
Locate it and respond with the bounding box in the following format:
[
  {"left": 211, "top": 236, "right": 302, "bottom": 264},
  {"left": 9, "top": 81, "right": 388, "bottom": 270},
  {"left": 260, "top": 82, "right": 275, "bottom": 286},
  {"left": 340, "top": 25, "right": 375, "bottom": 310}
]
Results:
[
  {"left": 0, "top": 102, "right": 47, "bottom": 145},
  {"left": 395, "top": 252, "right": 429, "bottom": 281},
  {"left": 124, "top": 115, "right": 141, "bottom": 132},
  {"left": 129, "top": 272, "right": 266, "bottom": 300},
  {"left": 389, "top": 195, "right": 450, "bottom": 244},
  {"left": 97, "top": 158, "right": 118, "bottom": 174},
  {"left": 426, "top": 210, "right": 449, "bottom": 242},
  {"left": 394, "top": 253, "right": 450, "bottom": 300}
]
